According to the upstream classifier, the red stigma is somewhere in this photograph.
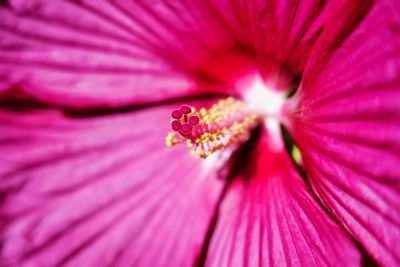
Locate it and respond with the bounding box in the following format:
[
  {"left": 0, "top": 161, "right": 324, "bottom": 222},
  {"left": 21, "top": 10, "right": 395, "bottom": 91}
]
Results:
[
  {"left": 171, "top": 120, "right": 182, "bottom": 131},
  {"left": 166, "top": 98, "right": 259, "bottom": 158},
  {"left": 181, "top": 124, "right": 193, "bottom": 134},
  {"left": 170, "top": 106, "right": 198, "bottom": 134},
  {"left": 189, "top": 115, "right": 200, "bottom": 125},
  {"left": 171, "top": 110, "right": 183, "bottom": 119},
  {"left": 180, "top": 105, "right": 192, "bottom": 114}
]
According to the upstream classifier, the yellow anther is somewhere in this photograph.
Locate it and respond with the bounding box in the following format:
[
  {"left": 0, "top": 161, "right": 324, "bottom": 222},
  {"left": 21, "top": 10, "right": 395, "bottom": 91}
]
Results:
[
  {"left": 187, "top": 139, "right": 193, "bottom": 148},
  {"left": 166, "top": 97, "right": 259, "bottom": 158}
]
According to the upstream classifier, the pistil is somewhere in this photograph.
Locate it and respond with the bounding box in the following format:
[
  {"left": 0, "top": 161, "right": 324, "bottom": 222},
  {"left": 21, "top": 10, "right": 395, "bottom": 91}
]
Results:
[{"left": 166, "top": 97, "right": 259, "bottom": 158}]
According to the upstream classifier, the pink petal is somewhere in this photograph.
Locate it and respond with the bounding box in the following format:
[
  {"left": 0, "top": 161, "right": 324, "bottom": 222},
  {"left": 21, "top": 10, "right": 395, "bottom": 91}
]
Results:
[
  {"left": 1, "top": 0, "right": 344, "bottom": 106},
  {"left": 302, "top": 0, "right": 375, "bottom": 88},
  {"left": 205, "top": 134, "right": 361, "bottom": 267},
  {"left": 0, "top": 0, "right": 267, "bottom": 108},
  {"left": 286, "top": 1, "right": 400, "bottom": 265},
  {"left": 0, "top": 0, "right": 203, "bottom": 108},
  {"left": 0, "top": 101, "right": 225, "bottom": 266},
  {"left": 260, "top": 0, "right": 332, "bottom": 84}
]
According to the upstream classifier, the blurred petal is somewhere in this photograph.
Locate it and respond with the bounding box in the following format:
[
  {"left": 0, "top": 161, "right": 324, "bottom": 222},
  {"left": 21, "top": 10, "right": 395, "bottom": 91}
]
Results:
[
  {"left": 0, "top": 0, "right": 271, "bottom": 108},
  {"left": 260, "top": 0, "right": 330, "bottom": 83},
  {"left": 302, "top": 0, "right": 375, "bottom": 86},
  {"left": 0, "top": 0, "right": 345, "bottom": 107},
  {"left": 287, "top": 0, "right": 400, "bottom": 265},
  {"left": 0, "top": 0, "right": 215, "bottom": 108},
  {"left": 0, "top": 101, "right": 226, "bottom": 266},
  {"left": 205, "top": 134, "right": 360, "bottom": 267}
]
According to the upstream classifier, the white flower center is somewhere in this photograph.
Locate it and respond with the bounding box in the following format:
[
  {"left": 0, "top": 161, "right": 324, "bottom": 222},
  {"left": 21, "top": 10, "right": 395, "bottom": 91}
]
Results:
[{"left": 242, "top": 76, "right": 286, "bottom": 151}]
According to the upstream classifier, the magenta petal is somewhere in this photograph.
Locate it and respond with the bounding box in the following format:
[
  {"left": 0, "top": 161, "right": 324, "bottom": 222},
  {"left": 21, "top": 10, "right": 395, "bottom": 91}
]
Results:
[
  {"left": 287, "top": 1, "right": 400, "bottom": 265},
  {"left": 0, "top": 1, "right": 202, "bottom": 108},
  {"left": 302, "top": 0, "right": 381, "bottom": 89},
  {"left": 0, "top": 0, "right": 343, "bottom": 106},
  {"left": 0, "top": 0, "right": 272, "bottom": 108},
  {"left": 260, "top": 0, "right": 332, "bottom": 77},
  {"left": 206, "top": 135, "right": 361, "bottom": 267},
  {"left": 0, "top": 103, "right": 225, "bottom": 266}
]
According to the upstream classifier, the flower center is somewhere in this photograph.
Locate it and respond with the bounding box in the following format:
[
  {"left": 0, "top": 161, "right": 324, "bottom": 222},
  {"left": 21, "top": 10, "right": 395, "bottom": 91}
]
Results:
[
  {"left": 242, "top": 77, "right": 287, "bottom": 151},
  {"left": 166, "top": 97, "right": 259, "bottom": 158},
  {"left": 166, "top": 76, "right": 288, "bottom": 158}
]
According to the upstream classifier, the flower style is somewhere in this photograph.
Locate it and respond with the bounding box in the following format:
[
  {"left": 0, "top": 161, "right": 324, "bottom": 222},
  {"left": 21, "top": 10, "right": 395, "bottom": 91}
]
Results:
[{"left": 0, "top": 0, "right": 399, "bottom": 266}]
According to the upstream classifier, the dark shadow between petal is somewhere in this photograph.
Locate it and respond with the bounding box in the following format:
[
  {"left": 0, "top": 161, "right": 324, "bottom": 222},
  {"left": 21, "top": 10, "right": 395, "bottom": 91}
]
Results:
[
  {"left": 194, "top": 125, "right": 262, "bottom": 267},
  {"left": 0, "top": 90, "right": 231, "bottom": 117}
]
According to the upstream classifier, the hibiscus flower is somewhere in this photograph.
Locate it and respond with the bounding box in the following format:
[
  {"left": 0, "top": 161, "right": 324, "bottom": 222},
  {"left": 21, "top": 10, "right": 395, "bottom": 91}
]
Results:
[{"left": 1, "top": 0, "right": 399, "bottom": 266}]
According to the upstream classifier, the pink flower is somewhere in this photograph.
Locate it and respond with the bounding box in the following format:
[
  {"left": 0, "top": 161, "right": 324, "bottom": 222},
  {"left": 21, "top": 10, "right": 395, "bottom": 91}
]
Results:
[{"left": 0, "top": 0, "right": 399, "bottom": 266}]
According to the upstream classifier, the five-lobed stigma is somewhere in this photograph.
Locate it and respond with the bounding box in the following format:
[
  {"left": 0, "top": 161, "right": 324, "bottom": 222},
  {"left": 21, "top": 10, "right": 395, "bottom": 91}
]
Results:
[{"left": 166, "top": 97, "right": 259, "bottom": 158}]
